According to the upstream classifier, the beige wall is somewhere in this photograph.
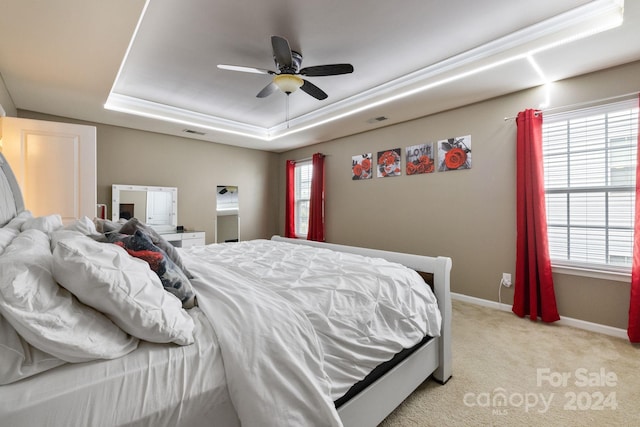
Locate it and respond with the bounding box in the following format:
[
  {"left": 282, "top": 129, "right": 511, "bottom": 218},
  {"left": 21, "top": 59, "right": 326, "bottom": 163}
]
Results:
[
  {"left": 278, "top": 60, "right": 640, "bottom": 330},
  {"left": 18, "top": 111, "right": 280, "bottom": 244}
]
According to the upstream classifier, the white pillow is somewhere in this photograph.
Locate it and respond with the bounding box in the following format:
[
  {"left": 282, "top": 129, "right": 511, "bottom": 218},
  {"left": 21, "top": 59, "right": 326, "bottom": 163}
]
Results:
[
  {"left": 0, "top": 227, "right": 19, "bottom": 255},
  {"left": 0, "top": 313, "right": 67, "bottom": 385},
  {"left": 64, "top": 216, "right": 101, "bottom": 236},
  {"left": 21, "top": 214, "right": 63, "bottom": 233},
  {"left": 0, "top": 211, "right": 33, "bottom": 254},
  {"left": 0, "top": 229, "right": 139, "bottom": 363},
  {"left": 51, "top": 232, "right": 195, "bottom": 345}
]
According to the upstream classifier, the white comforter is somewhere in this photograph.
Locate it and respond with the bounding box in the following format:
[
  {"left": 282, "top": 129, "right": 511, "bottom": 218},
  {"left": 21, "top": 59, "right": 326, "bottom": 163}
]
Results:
[{"left": 181, "top": 239, "right": 441, "bottom": 427}]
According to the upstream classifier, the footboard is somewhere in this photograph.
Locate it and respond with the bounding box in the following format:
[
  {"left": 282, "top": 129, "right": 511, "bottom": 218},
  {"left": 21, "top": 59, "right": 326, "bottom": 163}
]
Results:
[{"left": 270, "top": 236, "right": 452, "bottom": 424}]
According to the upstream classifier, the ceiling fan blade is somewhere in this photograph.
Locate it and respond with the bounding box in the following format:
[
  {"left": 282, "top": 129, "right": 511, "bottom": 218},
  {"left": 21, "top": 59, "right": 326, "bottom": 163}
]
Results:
[
  {"left": 256, "top": 82, "right": 278, "bottom": 98},
  {"left": 271, "top": 36, "right": 292, "bottom": 68},
  {"left": 300, "top": 80, "right": 328, "bottom": 100},
  {"left": 299, "top": 64, "right": 354, "bottom": 77},
  {"left": 217, "top": 64, "right": 275, "bottom": 75}
]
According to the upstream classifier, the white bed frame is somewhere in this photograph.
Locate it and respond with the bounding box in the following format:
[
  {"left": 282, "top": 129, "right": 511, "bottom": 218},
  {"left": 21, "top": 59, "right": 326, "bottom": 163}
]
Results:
[{"left": 271, "top": 236, "right": 452, "bottom": 427}]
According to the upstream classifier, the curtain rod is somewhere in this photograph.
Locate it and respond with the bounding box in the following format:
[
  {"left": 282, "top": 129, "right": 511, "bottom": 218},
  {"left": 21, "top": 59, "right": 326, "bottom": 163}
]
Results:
[
  {"left": 292, "top": 153, "right": 329, "bottom": 163},
  {"left": 503, "top": 91, "right": 639, "bottom": 121}
]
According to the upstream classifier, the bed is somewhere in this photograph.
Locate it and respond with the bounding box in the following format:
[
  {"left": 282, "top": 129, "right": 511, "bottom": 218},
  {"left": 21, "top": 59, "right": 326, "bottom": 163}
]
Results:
[{"left": 0, "top": 152, "right": 452, "bottom": 427}]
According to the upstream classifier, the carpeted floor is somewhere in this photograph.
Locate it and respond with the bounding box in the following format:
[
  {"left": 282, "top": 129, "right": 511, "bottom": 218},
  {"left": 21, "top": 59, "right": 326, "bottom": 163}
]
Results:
[{"left": 379, "top": 300, "right": 640, "bottom": 426}]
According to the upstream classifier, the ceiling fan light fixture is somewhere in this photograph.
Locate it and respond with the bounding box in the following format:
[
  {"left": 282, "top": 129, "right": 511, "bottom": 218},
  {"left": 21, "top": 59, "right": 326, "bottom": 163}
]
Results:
[{"left": 273, "top": 74, "right": 304, "bottom": 94}]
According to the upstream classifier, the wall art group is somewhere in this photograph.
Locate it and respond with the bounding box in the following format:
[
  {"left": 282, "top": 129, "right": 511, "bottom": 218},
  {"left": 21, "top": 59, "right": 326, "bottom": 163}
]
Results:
[{"left": 352, "top": 135, "right": 472, "bottom": 180}]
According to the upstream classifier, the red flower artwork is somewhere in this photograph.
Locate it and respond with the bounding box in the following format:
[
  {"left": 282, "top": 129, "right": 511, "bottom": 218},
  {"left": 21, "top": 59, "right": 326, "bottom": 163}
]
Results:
[
  {"left": 352, "top": 154, "right": 372, "bottom": 180},
  {"left": 377, "top": 149, "right": 401, "bottom": 177},
  {"left": 406, "top": 152, "right": 434, "bottom": 175},
  {"left": 438, "top": 136, "right": 472, "bottom": 171}
]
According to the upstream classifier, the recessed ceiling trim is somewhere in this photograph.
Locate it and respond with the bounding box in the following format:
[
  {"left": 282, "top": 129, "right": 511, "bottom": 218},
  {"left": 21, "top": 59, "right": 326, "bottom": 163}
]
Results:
[
  {"left": 106, "top": 0, "right": 151, "bottom": 106},
  {"left": 104, "top": 93, "right": 268, "bottom": 140},
  {"left": 104, "top": 0, "right": 624, "bottom": 143}
]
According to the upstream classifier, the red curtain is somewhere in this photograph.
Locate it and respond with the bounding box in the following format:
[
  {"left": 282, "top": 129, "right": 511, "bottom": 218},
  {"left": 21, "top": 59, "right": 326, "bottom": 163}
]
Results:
[
  {"left": 307, "top": 153, "right": 325, "bottom": 242},
  {"left": 284, "top": 160, "right": 296, "bottom": 238},
  {"left": 513, "top": 109, "right": 560, "bottom": 323},
  {"left": 628, "top": 95, "right": 640, "bottom": 342}
]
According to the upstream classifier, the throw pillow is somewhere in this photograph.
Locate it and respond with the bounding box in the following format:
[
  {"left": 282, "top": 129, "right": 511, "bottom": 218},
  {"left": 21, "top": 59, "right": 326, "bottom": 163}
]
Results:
[
  {"left": 119, "top": 217, "right": 194, "bottom": 279},
  {"left": 110, "top": 230, "right": 196, "bottom": 309}
]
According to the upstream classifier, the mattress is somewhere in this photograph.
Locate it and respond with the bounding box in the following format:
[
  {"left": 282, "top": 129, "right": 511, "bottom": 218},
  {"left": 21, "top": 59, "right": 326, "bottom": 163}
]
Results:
[
  {"left": 181, "top": 239, "right": 441, "bottom": 401},
  {"left": 0, "top": 308, "right": 240, "bottom": 427}
]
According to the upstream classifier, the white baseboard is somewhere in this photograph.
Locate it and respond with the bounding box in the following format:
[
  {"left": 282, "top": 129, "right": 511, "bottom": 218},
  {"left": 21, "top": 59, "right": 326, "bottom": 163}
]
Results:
[{"left": 451, "top": 292, "right": 628, "bottom": 340}]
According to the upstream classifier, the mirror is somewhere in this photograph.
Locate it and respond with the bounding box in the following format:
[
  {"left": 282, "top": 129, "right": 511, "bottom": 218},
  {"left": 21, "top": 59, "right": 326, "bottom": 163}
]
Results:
[
  {"left": 112, "top": 184, "right": 177, "bottom": 233},
  {"left": 216, "top": 185, "right": 239, "bottom": 243}
]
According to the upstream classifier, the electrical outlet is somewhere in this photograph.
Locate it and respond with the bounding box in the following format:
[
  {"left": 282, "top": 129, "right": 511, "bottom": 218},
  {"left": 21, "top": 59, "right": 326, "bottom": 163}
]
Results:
[{"left": 501, "top": 273, "right": 512, "bottom": 287}]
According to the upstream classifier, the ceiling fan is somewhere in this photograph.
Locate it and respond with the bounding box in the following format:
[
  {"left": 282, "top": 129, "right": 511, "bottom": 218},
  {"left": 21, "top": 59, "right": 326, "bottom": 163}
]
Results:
[{"left": 217, "top": 36, "right": 354, "bottom": 100}]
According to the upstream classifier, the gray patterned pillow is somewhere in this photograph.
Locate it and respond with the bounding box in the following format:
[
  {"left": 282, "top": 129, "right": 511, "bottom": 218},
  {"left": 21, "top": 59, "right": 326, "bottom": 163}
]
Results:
[
  {"left": 119, "top": 218, "right": 193, "bottom": 279},
  {"left": 109, "top": 230, "right": 196, "bottom": 309}
]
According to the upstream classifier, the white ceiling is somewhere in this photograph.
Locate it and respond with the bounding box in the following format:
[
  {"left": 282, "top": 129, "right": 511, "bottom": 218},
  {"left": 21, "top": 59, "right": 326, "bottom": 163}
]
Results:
[{"left": 1, "top": 0, "right": 639, "bottom": 152}]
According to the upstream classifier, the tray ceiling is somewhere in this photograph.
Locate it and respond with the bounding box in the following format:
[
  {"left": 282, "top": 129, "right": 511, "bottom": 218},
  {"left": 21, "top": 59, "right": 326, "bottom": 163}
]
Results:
[{"left": 1, "top": 0, "right": 639, "bottom": 152}]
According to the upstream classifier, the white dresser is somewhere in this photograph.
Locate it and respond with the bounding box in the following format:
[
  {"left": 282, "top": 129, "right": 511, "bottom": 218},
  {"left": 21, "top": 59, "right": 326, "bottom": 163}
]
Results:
[{"left": 161, "top": 231, "right": 206, "bottom": 248}]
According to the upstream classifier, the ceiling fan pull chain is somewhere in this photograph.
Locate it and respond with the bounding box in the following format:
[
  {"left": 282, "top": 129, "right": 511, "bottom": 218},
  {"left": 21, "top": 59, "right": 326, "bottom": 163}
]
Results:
[{"left": 286, "top": 95, "right": 290, "bottom": 128}]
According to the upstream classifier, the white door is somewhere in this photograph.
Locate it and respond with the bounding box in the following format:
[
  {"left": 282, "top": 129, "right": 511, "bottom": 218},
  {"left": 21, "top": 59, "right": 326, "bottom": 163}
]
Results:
[
  {"left": 0, "top": 117, "right": 96, "bottom": 223},
  {"left": 146, "top": 190, "right": 172, "bottom": 225}
]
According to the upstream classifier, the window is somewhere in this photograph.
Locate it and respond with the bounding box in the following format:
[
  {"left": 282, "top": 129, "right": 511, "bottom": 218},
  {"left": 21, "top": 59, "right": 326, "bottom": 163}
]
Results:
[
  {"left": 294, "top": 160, "right": 313, "bottom": 238},
  {"left": 542, "top": 99, "right": 638, "bottom": 273}
]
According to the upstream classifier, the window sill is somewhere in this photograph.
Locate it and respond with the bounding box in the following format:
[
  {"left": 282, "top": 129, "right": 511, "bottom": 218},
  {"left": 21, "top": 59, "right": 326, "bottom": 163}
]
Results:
[{"left": 551, "top": 264, "right": 630, "bottom": 283}]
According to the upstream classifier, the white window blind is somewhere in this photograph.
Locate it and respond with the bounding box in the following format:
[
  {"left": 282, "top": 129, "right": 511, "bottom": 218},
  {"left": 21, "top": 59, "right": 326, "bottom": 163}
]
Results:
[
  {"left": 295, "top": 161, "right": 313, "bottom": 238},
  {"left": 542, "top": 99, "right": 638, "bottom": 272}
]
